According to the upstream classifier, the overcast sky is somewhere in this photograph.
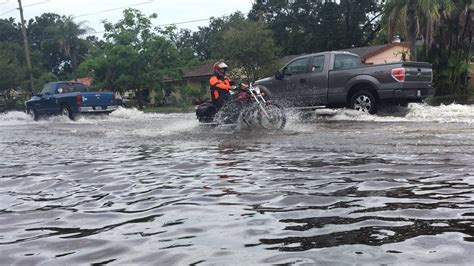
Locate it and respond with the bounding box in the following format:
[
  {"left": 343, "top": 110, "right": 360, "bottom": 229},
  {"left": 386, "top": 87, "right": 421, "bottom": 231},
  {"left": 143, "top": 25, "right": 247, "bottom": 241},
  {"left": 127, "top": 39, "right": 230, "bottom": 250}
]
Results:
[{"left": 0, "top": 0, "right": 255, "bottom": 35}]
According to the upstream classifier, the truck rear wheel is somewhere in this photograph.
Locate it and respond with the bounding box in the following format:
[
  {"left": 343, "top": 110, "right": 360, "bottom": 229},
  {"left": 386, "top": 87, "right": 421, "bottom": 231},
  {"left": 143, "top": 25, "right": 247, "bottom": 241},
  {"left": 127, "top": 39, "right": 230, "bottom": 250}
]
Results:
[
  {"left": 61, "top": 105, "right": 75, "bottom": 120},
  {"left": 349, "top": 90, "right": 378, "bottom": 114}
]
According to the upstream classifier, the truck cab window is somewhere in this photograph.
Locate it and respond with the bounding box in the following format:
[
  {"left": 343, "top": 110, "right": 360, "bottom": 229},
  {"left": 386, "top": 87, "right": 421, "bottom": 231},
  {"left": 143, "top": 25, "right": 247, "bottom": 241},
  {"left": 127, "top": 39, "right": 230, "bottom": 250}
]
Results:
[
  {"left": 334, "top": 54, "right": 362, "bottom": 70},
  {"left": 285, "top": 58, "right": 309, "bottom": 76},
  {"left": 40, "top": 85, "right": 51, "bottom": 95},
  {"left": 311, "top": 56, "right": 325, "bottom": 73},
  {"left": 56, "top": 83, "right": 87, "bottom": 93}
]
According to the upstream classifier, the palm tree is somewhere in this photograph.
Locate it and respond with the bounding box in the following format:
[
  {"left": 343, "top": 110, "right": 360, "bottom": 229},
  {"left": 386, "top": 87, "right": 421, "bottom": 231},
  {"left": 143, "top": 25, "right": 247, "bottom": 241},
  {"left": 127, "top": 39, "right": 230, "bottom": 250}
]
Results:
[
  {"left": 383, "top": 0, "right": 454, "bottom": 61},
  {"left": 55, "top": 16, "right": 92, "bottom": 79}
]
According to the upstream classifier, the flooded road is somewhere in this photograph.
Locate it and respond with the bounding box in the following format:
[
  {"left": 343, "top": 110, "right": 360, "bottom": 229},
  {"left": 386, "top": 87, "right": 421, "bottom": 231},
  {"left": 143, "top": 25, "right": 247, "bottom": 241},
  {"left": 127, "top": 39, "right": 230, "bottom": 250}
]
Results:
[{"left": 1, "top": 104, "right": 474, "bottom": 265}]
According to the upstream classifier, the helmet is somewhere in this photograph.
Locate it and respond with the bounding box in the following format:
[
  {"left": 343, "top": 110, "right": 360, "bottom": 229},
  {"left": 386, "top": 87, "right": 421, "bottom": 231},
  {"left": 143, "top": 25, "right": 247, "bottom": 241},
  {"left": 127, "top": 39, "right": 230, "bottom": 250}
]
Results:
[{"left": 213, "top": 61, "right": 228, "bottom": 77}]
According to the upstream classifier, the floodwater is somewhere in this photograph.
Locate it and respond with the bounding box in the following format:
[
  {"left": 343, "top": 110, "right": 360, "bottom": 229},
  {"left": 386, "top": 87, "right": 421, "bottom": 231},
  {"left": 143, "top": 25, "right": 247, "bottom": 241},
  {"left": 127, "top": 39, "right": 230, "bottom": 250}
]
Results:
[{"left": 1, "top": 104, "right": 473, "bottom": 265}]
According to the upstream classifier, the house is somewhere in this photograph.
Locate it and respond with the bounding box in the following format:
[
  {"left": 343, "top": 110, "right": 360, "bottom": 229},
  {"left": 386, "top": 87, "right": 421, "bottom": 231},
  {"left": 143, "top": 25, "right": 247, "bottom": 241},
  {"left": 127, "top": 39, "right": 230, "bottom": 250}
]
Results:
[
  {"left": 180, "top": 64, "right": 214, "bottom": 94},
  {"left": 340, "top": 42, "right": 410, "bottom": 64},
  {"left": 70, "top": 77, "right": 94, "bottom": 87},
  {"left": 279, "top": 43, "right": 411, "bottom": 65},
  {"left": 163, "top": 64, "right": 214, "bottom": 100}
]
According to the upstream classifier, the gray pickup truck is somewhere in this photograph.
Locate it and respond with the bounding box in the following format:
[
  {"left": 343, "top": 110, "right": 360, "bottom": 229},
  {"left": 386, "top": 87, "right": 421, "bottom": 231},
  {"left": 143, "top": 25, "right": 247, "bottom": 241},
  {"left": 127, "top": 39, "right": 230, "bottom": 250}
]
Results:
[{"left": 254, "top": 51, "right": 433, "bottom": 114}]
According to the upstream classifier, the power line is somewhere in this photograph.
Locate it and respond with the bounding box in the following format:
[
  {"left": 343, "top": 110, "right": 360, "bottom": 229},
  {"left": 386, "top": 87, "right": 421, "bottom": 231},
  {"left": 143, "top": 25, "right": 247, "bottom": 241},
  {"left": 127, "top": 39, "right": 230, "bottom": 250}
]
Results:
[
  {"left": 6, "top": 6, "right": 380, "bottom": 40},
  {"left": 72, "top": 0, "right": 155, "bottom": 18},
  {"left": 0, "top": 0, "right": 156, "bottom": 37},
  {"left": 0, "top": 8, "right": 16, "bottom": 16},
  {"left": 155, "top": 13, "right": 249, "bottom": 27},
  {"left": 0, "top": 0, "right": 50, "bottom": 16},
  {"left": 1, "top": 0, "right": 152, "bottom": 18},
  {"left": 3, "top": 2, "right": 382, "bottom": 40},
  {"left": 23, "top": 0, "right": 49, "bottom": 8}
]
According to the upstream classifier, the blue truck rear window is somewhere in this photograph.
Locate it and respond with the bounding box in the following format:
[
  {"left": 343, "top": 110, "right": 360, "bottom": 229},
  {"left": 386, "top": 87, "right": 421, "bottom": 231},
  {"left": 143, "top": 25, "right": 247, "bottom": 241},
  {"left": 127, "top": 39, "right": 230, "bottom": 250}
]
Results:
[{"left": 57, "top": 83, "right": 87, "bottom": 93}]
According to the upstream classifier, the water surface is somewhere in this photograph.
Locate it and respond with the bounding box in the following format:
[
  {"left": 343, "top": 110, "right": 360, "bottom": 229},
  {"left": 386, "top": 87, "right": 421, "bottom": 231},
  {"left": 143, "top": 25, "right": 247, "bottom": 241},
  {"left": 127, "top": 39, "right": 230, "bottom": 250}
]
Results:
[{"left": 1, "top": 104, "right": 473, "bottom": 265}]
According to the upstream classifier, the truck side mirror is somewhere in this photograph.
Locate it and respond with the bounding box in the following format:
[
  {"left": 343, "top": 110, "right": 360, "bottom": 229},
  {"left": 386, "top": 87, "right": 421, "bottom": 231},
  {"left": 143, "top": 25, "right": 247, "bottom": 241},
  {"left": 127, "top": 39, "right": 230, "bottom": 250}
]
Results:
[{"left": 275, "top": 70, "right": 284, "bottom": 80}]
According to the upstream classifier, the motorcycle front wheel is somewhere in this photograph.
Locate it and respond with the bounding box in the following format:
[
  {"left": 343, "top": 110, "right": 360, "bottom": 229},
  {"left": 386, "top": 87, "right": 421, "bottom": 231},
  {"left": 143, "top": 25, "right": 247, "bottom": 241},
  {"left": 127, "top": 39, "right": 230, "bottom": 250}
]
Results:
[{"left": 257, "top": 103, "right": 286, "bottom": 130}]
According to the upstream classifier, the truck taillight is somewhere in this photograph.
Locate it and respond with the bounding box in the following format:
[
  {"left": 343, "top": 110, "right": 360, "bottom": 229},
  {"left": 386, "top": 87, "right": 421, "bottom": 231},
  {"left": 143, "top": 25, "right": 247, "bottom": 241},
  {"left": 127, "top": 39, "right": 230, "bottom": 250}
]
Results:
[
  {"left": 76, "top": 95, "right": 82, "bottom": 106},
  {"left": 391, "top": 68, "right": 405, "bottom": 82}
]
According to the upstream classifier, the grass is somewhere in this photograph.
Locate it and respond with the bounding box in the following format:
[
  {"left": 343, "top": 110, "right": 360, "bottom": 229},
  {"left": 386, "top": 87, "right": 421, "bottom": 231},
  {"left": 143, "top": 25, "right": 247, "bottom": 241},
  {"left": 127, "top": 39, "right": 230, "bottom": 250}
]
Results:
[{"left": 142, "top": 105, "right": 194, "bottom": 113}]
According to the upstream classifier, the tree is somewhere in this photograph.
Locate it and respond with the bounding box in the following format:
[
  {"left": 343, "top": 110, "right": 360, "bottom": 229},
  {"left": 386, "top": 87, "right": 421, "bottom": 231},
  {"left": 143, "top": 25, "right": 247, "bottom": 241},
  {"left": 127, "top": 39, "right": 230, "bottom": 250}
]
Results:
[
  {"left": 190, "top": 12, "right": 248, "bottom": 60},
  {"left": 248, "top": 0, "right": 383, "bottom": 55},
  {"left": 218, "top": 20, "right": 280, "bottom": 81},
  {"left": 79, "top": 8, "right": 186, "bottom": 107},
  {"left": 27, "top": 13, "right": 64, "bottom": 74},
  {"left": 183, "top": 12, "right": 279, "bottom": 80},
  {"left": 383, "top": 0, "right": 472, "bottom": 95},
  {"left": 423, "top": 0, "right": 472, "bottom": 95},
  {"left": 383, "top": 0, "right": 454, "bottom": 61},
  {"left": 25, "top": 13, "right": 93, "bottom": 78},
  {"left": 0, "top": 43, "right": 26, "bottom": 92},
  {"left": 169, "top": 28, "right": 200, "bottom": 62},
  {"left": 0, "top": 18, "right": 21, "bottom": 43},
  {"left": 54, "top": 16, "right": 91, "bottom": 79}
]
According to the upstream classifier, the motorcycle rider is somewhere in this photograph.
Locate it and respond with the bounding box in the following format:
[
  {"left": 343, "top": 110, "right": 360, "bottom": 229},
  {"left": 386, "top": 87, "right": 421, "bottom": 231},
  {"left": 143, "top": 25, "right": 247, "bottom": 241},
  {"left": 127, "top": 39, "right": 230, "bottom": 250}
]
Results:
[{"left": 209, "top": 60, "right": 235, "bottom": 110}]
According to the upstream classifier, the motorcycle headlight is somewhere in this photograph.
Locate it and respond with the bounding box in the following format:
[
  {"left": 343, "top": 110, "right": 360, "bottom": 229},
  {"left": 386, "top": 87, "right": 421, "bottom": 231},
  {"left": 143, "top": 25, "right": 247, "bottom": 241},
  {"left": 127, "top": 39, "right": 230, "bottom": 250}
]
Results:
[{"left": 254, "top": 87, "right": 261, "bottom": 95}]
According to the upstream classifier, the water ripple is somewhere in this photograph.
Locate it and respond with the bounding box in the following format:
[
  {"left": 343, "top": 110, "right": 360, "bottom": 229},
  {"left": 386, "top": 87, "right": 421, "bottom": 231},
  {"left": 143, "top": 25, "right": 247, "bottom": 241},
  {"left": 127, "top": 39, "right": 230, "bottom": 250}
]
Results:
[{"left": 0, "top": 107, "right": 474, "bottom": 264}]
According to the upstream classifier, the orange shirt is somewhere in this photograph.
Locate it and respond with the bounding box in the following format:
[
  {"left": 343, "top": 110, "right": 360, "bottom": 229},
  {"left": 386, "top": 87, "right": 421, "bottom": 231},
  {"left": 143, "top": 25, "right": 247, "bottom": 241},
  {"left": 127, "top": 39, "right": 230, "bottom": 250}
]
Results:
[{"left": 209, "top": 76, "right": 231, "bottom": 91}]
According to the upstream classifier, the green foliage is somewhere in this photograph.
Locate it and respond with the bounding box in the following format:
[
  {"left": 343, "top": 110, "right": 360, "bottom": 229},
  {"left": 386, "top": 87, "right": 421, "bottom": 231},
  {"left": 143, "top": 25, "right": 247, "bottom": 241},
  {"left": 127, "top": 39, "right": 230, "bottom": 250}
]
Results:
[
  {"left": 0, "top": 18, "right": 21, "bottom": 43},
  {"left": 248, "top": 0, "right": 383, "bottom": 55},
  {"left": 179, "top": 85, "right": 203, "bottom": 106},
  {"left": 218, "top": 20, "right": 280, "bottom": 81},
  {"left": 398, "top": 0, "right": 472, "bottom": 95},
  {"left": 25, "top": 13, "right": 92, "bottom": 78},
  {"left": 382, "top": 0, "right": 454, "bottom": 61},
  {"left": 1, "top": 1, "right": 471, "bottom": 108},
  {"left": 0, "top": 43, "right": 26, "bottom": 92},
  {"left": 33, "top": 72, "right": 58, "bottom": 92},
  {"left": 188, "top": 12, "right": 249, "bottom": 61},
  {"left": 79, "top": 8, "right": 185, "bottom": 97},
  {"left": 419, "top": 49, "right": 470, "bottom": 95},
  {"left": 442, "top": 62, "right": 469, "bottom": 94}
]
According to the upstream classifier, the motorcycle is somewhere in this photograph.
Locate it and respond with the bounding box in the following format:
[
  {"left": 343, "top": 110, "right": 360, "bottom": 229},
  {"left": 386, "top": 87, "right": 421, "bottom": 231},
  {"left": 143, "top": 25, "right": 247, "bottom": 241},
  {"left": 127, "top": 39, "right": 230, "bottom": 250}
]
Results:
[{"left": 195, "top": 83, "right": 286, "bottom": 130}]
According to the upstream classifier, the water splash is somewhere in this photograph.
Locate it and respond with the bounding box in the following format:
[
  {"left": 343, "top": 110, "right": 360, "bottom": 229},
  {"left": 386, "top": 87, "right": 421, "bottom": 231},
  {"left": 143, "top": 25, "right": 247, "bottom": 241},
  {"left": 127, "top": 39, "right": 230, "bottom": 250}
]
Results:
[
  {"left": 108, "top": 107, "right": 163, "bottom": 120},
  {"left": 0, "top": 111, "right": 33, "bottom": 126},
  {"left": 2, "top": 103, "right": 474, "bottom": 128},
  {"left": 404, "top": 103, "right": 474, "bottom": 123},
  {"left": 319, "top": 103, "right": 474, "bottom": 124}
]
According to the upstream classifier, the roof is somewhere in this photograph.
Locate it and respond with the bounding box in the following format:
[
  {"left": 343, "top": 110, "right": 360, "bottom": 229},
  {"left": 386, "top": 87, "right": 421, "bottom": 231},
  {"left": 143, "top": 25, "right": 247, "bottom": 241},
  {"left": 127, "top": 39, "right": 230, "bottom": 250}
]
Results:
[
  {"left": 339, "top": 44, "right": 388, "bottom": 58},
  {"left": 280, "top": 43, "right": 409, "bottom": 65},
  {"left": 182, "top": 64, "right": 213, "bottom": 78},
  {"left": 340, "top": 42, "right": 409, "bottom": 60},
  {"left": 68, "top": 77, "right": 93, "bottom": 86}
]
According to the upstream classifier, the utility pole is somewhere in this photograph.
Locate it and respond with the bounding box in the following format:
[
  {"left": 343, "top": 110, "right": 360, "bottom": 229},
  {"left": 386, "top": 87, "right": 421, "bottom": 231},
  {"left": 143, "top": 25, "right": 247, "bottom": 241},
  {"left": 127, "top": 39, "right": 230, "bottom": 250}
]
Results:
[{"left": 17, "top": 0, "right": 34, "bottom": 94}]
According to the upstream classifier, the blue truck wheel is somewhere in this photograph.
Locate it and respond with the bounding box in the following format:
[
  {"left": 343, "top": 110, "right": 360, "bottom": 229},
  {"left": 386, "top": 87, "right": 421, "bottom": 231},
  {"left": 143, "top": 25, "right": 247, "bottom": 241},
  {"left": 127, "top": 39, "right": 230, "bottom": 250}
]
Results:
[{"left": 61, "top": 105, "right": 75, "bottom": 120}]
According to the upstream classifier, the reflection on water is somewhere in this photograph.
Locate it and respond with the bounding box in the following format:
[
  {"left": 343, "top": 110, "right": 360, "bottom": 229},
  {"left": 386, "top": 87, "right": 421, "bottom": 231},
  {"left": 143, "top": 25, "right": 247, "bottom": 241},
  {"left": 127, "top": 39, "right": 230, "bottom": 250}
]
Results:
[{"left": 0, "top": 105, "right": 474, "bottom": 264}]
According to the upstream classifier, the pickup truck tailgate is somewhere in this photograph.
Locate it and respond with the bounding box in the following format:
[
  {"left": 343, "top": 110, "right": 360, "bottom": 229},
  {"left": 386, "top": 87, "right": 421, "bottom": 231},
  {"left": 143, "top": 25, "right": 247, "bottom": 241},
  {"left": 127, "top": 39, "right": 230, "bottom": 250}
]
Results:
[
  {"left": 81, "top": 92, "right": 115, "bottom": 107},
  {"left": 403, "top": 62, "right": 432, "bottom": 82}
]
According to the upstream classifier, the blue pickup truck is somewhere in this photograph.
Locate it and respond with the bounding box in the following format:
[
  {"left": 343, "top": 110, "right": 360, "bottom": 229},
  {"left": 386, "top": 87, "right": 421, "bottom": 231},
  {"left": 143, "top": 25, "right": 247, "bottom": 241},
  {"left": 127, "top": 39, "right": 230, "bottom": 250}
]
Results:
[{"left": 25, "top": 81, "right": 119, "bottom": 120}]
